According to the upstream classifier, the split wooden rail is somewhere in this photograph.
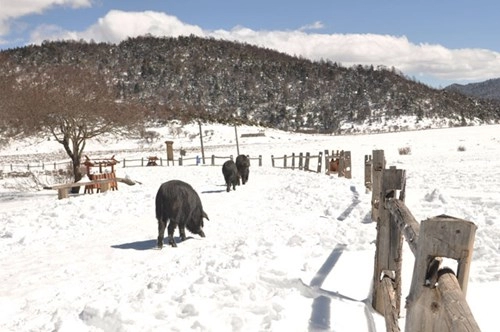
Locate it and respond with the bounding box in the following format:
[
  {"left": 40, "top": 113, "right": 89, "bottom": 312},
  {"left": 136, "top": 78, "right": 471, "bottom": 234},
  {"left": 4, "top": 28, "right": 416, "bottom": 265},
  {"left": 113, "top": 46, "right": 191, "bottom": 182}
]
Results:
[{"left": 370, "top": 149, "right": 480, "bottom": 332}]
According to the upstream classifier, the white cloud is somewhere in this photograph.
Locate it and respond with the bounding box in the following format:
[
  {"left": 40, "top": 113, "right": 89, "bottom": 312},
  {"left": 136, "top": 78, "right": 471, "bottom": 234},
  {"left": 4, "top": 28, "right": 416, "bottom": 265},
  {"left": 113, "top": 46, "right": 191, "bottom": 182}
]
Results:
[
  {"left": 0, "top": 0, "right": 91, "bottom": 34},
  {"left": 6, "top": 8, "right": 500, "bottom": 86},
  {"left": 30, "top": 10, "right": 205, "bottom": 44},
  {"left": 299, "top": 21, "right": 324, "bottom": 31}
]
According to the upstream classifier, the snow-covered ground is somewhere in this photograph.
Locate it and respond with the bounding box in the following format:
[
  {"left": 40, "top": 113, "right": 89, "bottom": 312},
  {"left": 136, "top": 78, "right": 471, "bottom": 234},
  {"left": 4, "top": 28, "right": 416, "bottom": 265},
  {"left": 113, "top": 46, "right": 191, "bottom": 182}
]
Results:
[{"left": 1, "top": 123, "right": 499, "bottom": 331}]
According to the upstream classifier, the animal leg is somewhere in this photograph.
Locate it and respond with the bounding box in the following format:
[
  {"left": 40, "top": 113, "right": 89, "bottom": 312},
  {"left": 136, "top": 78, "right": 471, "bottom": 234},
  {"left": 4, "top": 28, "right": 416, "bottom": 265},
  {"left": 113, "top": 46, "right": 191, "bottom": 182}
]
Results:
[
  {"left": 226, "top": 183, "right": 230, "bottom": 192},
  {"left": 157, "top": 220, "right": 166, "bottom": 249},
  {"left": 167, "top": 221, "right": 178, "bottom": 247},
  {"left": 179, "top": 225, "right": 187, "bottom": 242}
]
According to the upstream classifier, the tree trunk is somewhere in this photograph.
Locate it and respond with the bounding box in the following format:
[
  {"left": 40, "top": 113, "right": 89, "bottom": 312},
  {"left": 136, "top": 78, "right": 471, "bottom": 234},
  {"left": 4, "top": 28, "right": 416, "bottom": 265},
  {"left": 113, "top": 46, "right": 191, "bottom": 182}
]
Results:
[{"left": 71, "top": 155, "right": 83, "bottom": 194}]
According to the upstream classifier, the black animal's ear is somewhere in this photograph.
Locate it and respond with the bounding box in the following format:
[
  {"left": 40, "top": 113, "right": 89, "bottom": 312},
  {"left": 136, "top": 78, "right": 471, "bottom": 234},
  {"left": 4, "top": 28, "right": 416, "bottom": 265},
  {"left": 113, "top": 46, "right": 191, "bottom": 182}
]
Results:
[{"left": 203, "top": 211, "right": 209, "bottom": 220}]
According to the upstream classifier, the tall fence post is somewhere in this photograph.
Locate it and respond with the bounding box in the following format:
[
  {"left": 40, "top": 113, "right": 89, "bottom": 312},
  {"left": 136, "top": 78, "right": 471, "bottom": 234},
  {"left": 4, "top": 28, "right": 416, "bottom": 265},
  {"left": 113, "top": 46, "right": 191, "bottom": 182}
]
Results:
[
  {"left": 371, "top": 150, "right": 386, "bottom": 222},
  {"left": 371, "top": 161, "right": 406, "bottom": 320}
]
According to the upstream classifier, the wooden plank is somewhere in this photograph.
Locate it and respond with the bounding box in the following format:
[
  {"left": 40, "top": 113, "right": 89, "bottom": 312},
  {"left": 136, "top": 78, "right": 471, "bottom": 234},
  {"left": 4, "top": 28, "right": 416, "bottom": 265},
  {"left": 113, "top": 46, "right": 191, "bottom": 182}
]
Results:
[{"left": 386, "top": 198, "right": 420, "bottom": 255}]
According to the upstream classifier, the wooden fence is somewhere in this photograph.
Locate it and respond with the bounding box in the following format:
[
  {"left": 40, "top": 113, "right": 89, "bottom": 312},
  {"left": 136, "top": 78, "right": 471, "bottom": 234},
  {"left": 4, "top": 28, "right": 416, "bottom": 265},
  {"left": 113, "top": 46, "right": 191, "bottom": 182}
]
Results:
[
  {"left": 0, "top": 161, "right": 71, "bottom": 173},
  {"left": 369, "top": 149, "right": 479, "bottom": 332},
  {"left": 324, "top": 150, "right": 352, "bottom": 178},
  {"left": 271, "top": 150, "right": 351, "bottom": 178},
  {"left": 121, "top": 154, "right": 263, "bottom": 167},
  {"left": 271, "top": 152, "right": 323, "bottom": 172}
]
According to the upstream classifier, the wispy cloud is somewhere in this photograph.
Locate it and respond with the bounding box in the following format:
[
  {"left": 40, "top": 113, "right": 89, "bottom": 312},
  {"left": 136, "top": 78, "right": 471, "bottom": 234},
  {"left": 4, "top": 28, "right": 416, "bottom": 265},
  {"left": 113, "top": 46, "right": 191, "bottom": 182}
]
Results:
[
  {"left": 299, "top": 21, "right": 324, "bottom": 31},
  {"left": 0, "top": 0, "right": 92, "bottom": 35}
]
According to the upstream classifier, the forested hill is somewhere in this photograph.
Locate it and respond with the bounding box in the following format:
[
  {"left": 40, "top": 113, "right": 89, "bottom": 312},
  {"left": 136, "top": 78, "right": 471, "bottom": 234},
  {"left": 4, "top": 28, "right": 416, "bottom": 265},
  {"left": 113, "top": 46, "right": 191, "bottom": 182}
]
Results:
[
  {"left": 1, "top": 35, "right": 499, "bottom": 134},
  {"left": 446, "top": 78, "right": 500, "bottom": 101}
]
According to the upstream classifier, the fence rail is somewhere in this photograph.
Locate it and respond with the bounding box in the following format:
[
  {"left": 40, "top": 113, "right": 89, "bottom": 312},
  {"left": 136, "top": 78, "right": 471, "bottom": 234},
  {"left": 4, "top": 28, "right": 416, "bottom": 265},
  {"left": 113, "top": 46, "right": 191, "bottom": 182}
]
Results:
[
  {"left": 0, "top": 161, "right": 72, "bottom": 173},
  {"left": 369, "top": 149, "right": 479, "bottom": 332}
]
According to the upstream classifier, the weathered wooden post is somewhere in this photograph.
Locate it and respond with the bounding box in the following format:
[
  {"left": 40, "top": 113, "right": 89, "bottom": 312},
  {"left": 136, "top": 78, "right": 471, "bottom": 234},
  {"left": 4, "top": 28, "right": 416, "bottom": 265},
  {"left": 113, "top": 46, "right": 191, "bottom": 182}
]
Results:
[
  {"left": 365, "top": 154, "right": 373, "bottom": 191},
  {"left": 271, "top": 155, "right": 275, "bottom": 168},
  {"left": 283, "top": 155, "right": 287, "bottom": 168},
  {"left": 371, "top": 150, "right": 386, "bottom": 222},
  {"left": 405, "top": 215, "right": 479, "bottom": 332},
  {"left": 165, "top": 140, "right": 174, "bottom": 166},
  {"left": 371, "top": 162, "right": 406, "bottom": 323},
  {"left": 291, "top": 153, "right": 296, "bottom": 169},
  {"left": 305, "top": 152, "right": 310, "bottom": 171},
  {"left": 316, "top": 151, "right": 323, "bottom": 173},
  {"left": 299, "top": 153, "right": 304, "bottom": 170},
  {"left": 339, "top": 151, "right": 352, "bottom": 178}
]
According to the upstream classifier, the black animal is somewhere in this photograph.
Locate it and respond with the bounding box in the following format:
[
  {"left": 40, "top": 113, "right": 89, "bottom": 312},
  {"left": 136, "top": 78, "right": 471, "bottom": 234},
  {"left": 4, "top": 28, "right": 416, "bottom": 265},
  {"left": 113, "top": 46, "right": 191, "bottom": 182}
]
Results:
[
  {"left": 155, "top": 180, "right": 209, "bottom": 248},
  {"left": 222, "top": 160, "right": 240, "bottom": 192},
  {"left": 235, "top": 154, "right": 250, "bottom": 185}
]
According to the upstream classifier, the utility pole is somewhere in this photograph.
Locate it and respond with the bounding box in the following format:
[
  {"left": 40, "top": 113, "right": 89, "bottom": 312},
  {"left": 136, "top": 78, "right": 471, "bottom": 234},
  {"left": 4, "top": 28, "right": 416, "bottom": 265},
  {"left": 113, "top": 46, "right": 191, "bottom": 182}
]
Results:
[
  {"left": 234, "top": 124, "right": 240, "bottom": 156},
  {"left": 198, "top": 121, "right": 205, "bottom": 164}
]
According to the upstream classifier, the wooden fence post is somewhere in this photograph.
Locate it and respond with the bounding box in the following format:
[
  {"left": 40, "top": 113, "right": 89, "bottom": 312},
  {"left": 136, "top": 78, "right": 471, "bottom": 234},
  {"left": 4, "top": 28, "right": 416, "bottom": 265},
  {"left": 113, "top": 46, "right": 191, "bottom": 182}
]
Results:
[
  {"left": 317, "top": 151, "right": 323, "bottom": 173},
  {"left": 283, "top": 155, "right": 287, "bottom": 168},
  {"left": 291, "top": 153, "right": 296, "bottom": 169},
  {"left": 365, "top": 154, "right": 373, "bottom": 191},
  {"left": 258, "top": 155, "right": 262, "bottom": 166},
  {"left": 342, "top": 151, "right": 352, "bottom": 178},
  {"left": 324, "top": 150, "right": 330, "bottom": 172},
  {"left": 299, "top": 153, "right": 303, "bottom": 170},
  {"left": 305, "top": 152, "right": 310, "bottom": 171},
  {"left": 371, "top": 150, "right": 386, "bottom": 222},
  {"left": 372, "top": 164, "right": 406, "bottom": 318},
  {"left": 271, "top": 155, "right": 275, "bottom": 168}
]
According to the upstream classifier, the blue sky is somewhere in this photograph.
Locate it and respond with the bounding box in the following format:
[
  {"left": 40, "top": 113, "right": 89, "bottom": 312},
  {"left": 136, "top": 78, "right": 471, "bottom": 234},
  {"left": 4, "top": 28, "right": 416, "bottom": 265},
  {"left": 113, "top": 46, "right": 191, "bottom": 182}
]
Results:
[{"left": 1, "top": 0, "right": 500, "bottom": 88}]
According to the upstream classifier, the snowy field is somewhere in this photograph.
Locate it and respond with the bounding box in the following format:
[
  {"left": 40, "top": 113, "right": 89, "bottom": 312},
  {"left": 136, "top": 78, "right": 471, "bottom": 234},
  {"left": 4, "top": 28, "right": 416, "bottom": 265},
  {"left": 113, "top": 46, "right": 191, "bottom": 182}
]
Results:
[{"left": 1, "top": 123, "right": 499, "bottom": 331}]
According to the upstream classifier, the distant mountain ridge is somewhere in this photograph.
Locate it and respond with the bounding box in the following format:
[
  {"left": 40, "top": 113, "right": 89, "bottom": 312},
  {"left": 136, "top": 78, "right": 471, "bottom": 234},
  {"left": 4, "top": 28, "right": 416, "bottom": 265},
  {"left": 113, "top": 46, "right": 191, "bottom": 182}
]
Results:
[
  {"left": 1, "top": 35, "right": 500, "bottom": 136},
  {"left": 445, "top": 78, "right": 500, "bottom": 101}
]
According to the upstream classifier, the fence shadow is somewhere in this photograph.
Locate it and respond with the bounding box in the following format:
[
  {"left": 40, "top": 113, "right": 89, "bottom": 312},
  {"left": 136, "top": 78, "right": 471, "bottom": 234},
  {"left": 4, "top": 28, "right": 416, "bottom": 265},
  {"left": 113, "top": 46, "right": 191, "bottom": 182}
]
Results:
[{"left": 308, "top": 244, "right": 347, "bottom": 331}]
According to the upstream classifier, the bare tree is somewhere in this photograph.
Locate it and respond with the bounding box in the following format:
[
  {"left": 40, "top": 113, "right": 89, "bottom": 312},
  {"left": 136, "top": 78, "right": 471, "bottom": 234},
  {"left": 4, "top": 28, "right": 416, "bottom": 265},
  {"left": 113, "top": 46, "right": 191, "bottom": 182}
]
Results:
[{"left": 13, "top": 65, "right": 145, "bottom": 185}]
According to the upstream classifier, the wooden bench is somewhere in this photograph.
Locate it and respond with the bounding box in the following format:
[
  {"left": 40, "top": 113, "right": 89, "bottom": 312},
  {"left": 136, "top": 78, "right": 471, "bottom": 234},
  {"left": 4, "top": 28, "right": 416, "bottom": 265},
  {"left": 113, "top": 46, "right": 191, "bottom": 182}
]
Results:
[{"left": 44, "top": 177, "right": 137, "bottom": 199}]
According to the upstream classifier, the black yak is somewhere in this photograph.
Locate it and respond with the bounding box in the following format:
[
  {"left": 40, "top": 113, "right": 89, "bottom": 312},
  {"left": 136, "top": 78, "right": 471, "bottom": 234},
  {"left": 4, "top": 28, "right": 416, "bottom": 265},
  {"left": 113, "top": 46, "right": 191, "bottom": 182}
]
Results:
[
  {"left": 222, "top": 160, "right": 240, "bottom": 192},
  {"left": 155, "top": 180, "right": 209, "bottom": 248},
  {"left": 235, "top": 154, "right": 250, "bottom": 185}
]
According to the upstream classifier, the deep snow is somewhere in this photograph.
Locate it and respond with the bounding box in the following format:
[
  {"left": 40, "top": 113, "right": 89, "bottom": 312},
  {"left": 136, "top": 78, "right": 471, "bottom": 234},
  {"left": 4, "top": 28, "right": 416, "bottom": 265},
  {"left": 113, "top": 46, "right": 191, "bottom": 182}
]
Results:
[{"left": 1, "top": 123, "right": 499, "bottom": 331}]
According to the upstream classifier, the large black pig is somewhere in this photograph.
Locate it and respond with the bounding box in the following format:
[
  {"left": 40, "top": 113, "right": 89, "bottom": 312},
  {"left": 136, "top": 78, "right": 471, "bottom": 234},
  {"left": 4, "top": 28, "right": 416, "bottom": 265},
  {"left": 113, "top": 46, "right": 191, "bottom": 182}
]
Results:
[
  {"left": 222, "top": 160, "right": 240, "bottom": 192},
  {"left": 155, "top": 180, "right": 209, "bottom": 248},
  {"left": 235, "top": 154, "right": 250, "bottom": 185}
]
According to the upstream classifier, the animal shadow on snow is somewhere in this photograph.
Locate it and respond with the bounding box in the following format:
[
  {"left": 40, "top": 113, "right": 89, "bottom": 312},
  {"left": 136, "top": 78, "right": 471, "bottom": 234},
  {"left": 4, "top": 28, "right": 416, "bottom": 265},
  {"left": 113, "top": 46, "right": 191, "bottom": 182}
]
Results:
[
  {"left": 201, "top": 184, "right": 229, "bottom": 194},
  {"left": 111, "top": 236, "right": 197, "bottom": 250}
]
